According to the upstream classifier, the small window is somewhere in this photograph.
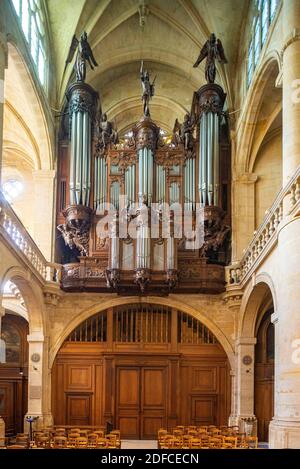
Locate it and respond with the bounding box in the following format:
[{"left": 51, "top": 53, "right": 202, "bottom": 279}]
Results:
[{"left": 2, "top": 179, "right": 23, "bottom": 202}]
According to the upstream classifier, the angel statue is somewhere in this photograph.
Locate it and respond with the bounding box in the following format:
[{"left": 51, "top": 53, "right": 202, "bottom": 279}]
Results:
[
  {"left": 173, "top": 112, "right": 195, "bottom": 150},
  {"left": 95, "top": 112, "right": 119, "bottom": 155},
  {"left": 140, "top": 61, "right": 156, "bottom": 117},
  {"left": 65, "top": 32, "right": 98, "bottom": 82},
  {"left": 193, "top": 33, "right": 227, "bottom": 84}
]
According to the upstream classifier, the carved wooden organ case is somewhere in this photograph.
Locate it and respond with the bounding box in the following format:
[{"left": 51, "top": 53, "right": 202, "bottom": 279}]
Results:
[{"left": 56, "top": 77, "right": 231, "bottom": 295}]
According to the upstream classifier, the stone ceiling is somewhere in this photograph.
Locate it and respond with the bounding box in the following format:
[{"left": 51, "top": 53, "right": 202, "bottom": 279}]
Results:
[{"left": 47, "top": 0, "right": 249, "bottom": 133}]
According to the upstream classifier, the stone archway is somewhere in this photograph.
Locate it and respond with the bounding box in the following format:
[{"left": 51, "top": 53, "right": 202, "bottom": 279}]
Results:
[{"left": 51, "top": 299, "right": 232, "bottom": 437}]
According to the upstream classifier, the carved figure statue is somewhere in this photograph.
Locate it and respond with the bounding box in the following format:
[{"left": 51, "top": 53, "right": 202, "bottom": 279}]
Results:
[
  {"left": 193, "top": 33, "right": 227, "bottom": 84},
  {"left": 58, "top": 224, "right": 89, "bottom": 256},
  {"left": 140, "top": 61, "right": 156, "bottom": 117},
  {"left": 96, "top": 112, "right": 119, "bottom": 155},
  {"left": 173, "top": 113, "right": 195, "bottom": 150},
  {"left": 66, "top": 31, "right": 98, "bottom": 82}
]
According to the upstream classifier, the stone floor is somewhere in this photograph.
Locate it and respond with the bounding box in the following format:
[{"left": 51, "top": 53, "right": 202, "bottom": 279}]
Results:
[
  {"left": 121, "top": 440, "right": 268, "bottom": 449},
  {"left": 122, "top": 440, "right": 158, "bottom": 449}
]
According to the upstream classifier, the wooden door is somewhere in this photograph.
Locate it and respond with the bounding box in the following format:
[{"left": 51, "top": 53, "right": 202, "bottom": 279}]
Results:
[
  {"left": 116, "top": 367, "right": 140, "bottom": 439},
  {"left": 116, "top": 366, "right": 167, "bottom": 439},
  {"left": 141, "top": 367, "right": 167, "bottom": 439},
  {"left": 66, "top": 394, "right": 92, "bottom": 426},
  {"left": 0, "top": 382, "right": 15, "bottom": 435}
]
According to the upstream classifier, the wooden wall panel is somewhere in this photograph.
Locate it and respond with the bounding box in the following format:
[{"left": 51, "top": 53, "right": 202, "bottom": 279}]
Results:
[
  {"left": 191, "top": 396, "right": 216, "bottom": 425},
  {"left": 52, "top": 347, "right": 230, "bottom": 437},
  {"left": 67, "top": 365, "right": 93, "bottom": 391},
  {"left": 66, "top": 394, "right": 91, "bottom": 425},
  {"left": 191, "top": 367, "right": 217, "bottom": 392}
]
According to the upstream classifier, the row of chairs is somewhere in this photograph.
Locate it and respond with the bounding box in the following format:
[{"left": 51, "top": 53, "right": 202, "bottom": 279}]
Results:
[
  {"left": 3, "top": 429, "right": 121, "bottom": 449},
  {"left": 158, "top": 425, "right": 258, "bottom": 449}
]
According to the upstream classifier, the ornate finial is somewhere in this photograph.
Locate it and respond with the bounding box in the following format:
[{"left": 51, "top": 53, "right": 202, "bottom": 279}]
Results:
[
  {"left": 140, "top": 60, "right": 156, "bottom": 117},
  {"left": 193, "top": 33, "right": 227, "bottom": 84}
]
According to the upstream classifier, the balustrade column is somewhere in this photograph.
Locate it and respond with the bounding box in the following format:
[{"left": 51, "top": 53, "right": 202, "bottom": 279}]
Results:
[{"left": 0, "top": 33, "right": 7, "bottom": 183}]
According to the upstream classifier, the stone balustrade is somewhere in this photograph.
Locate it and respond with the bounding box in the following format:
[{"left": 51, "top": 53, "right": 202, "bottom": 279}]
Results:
[
  {"left": 0, "top": 191, "right": 60, "bottom": 283},
  {"left": 227, "top": 165, "right": 300, "bottom": 286}
]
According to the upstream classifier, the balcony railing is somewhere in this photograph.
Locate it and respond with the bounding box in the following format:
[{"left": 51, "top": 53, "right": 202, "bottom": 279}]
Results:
[
  {"left": 0, "top": 191, "right": 60, "bottom": 283},
  {"left": 227, "top": 165, "right": 300, "bottom": 287}
]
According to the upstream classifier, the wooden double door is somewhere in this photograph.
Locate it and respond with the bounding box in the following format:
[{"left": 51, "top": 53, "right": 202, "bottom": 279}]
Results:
[{"left": 116, "top": 365, "right": 167, "bottom": 439}]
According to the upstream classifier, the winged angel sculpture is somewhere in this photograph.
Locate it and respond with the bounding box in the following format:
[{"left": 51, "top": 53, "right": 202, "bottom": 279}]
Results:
[
  {"left": 193, "top": 33, "right": 227, "bottom": 84},
  {"left": 65, "top": 32, "right": 98, "bottom": 82}
]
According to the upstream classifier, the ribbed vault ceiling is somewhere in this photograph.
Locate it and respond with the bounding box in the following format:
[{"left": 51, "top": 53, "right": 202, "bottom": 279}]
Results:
[{"left": 48, "top": 0, "right": 249, "bottom": 133}]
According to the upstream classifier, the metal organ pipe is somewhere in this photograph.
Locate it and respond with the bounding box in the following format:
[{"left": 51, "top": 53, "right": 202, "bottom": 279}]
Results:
[
  {"left": 213, "top": 113, "right": 220, "bottom": 206},
  {"left": 207, "top": 112, "right": 213, "bottom": 206}
]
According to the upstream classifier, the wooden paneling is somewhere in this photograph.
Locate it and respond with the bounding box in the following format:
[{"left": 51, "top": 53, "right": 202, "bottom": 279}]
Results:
[
  {"left": 191, "top": 367, "right": 217, "bottom": 392},
  {"left": 191, "top": 396, "right": 216, "bottom": 425},
  {"left": 67, "top": 365, "right": 93, "bottom": 390},
  {"left": 66, "top": 394, "right": 91, "bottom": 426},
  {"left": 52, "top": 306, "right": 230, "bottom": 437},
  {"left": 117, "top": 367, "right": 140, "bottom": 439},
  {"left": 0, "top": 314, "right": 28, "bottom": 436}
]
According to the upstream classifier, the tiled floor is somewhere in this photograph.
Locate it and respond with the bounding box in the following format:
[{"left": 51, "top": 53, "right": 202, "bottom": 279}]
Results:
[{"left": 122, "top": 440, "right": 158, "bottom": 449}]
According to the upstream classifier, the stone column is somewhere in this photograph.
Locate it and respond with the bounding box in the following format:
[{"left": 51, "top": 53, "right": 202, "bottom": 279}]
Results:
[
  {"left": 282, "top": 0, "right": 300, "bottom": 183},
  {"left": 32, "top": 169, "right": 56, "bottom": 261},
  {"left": 269, "top": 217, "right": 300, "bottom": 448},
  {"left": 24, "top": 332, "right": 53, "bottom": 432},
  {"left": 268, "top": 0, "right": 300, "bottom": 448},
  {"left": 231, "top": 173, "right": 258, "bottom": 260},
  {"left": 231, "top": 338, "right": 257, "bottom": 434},
  {"left": 0, "top": 32, "right": 8, "bottom": 183},
  {"left": 0, "top": 305, "right": 5, "bottom": 443}
]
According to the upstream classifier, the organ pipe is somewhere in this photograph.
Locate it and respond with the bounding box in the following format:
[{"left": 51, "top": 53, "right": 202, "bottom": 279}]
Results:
[
  {"left": 197, "top": 83, "right": 225, "bottom": 207},
  {"left": 68, "top": 83, "right": 97, "bottom": 207}
]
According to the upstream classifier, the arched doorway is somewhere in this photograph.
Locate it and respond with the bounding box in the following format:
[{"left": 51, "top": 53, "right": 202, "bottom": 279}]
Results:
[
  {"left": 254, "top": 308, "right": 274, "bottom": 442},
  {"left": 52, "top": 303, "right": 230, "bottom": 438},
  {"left": 0, "top": 312, "right": 29, "bottom": 435}
]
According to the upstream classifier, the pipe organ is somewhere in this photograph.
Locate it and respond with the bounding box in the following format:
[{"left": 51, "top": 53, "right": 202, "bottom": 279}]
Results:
[{"left": 56, "top": 32, "right": 231, "bottom": 295}]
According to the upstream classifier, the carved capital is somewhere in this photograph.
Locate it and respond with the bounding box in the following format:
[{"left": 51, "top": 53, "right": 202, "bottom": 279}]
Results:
[
  {"left": 67, "top": 82, "right": 98, "bottom": 118},
  {"left": 196, "top": 83, "right": 226, "bottom": 116}
]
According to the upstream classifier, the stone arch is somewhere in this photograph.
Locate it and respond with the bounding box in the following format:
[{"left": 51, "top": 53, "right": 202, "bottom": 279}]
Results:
[
  {"left": 49, "top": 295, "right": 235, "bottom": 369},
  {"left": 239, "top": 272, "right": 277, "bottom": 339},
  {"left": 4, "top": 40, "right": 53, "bottom": 170},
  {"left": 0, "top": 265, "right": 45, "bottom": 333},
  {"left": 236, "top": 51, "right": 281, "bottom": 173}
]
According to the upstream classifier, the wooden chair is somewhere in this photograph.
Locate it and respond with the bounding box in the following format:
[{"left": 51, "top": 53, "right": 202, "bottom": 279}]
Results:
[
  {"left": 96, "top": 438, "right": 109, "bottom": 448},
  {"left": 209, "top": 437, "right": 223, "bottom": 448},
  {"left": 223, "top": 436, "right": 237, "bottom": 448},
  {"left": 36, "top": 436, "right": 50, "bottom": 448},
  {"left": 76, "top": 437, "right": 88, "bottom": 448},
  {"left": 53, "top": 436, "right": 67, "bottom": 448},
  {"left": 94, "top": 430, "right": 105, "bottom": 438},
  {"left": 189, "top": 438, "right": 202, "bottom": 449},
  {"left": 245, "top": 436, "right": 258, "bottom": 449}
]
